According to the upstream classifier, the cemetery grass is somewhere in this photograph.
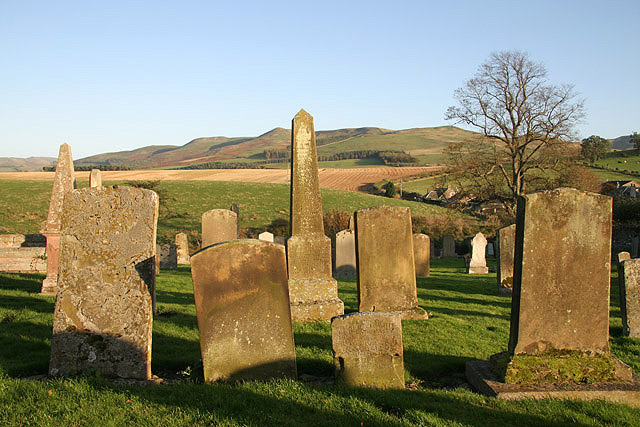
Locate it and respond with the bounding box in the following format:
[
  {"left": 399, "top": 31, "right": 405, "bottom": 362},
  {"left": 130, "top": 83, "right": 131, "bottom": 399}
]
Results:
[{"left": 1, "top": 261, "right": 640, "bottom": 425}]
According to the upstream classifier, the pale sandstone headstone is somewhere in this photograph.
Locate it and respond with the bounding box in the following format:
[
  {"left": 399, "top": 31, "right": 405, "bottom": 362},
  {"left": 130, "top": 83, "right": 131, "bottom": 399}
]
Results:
[
  {"left": 175, "top": 232, "right": 190, "bottom": 264},
  {"left": 468, "top": 232, "right": 488, "bottom": 274},
  {"left": 157, "top": 244, "right": 177, "bottom": 269},
  {"left": 201, "top": 209, "right": 237, "bottom": 248},
  {"left": 41, "top": 143, "right": 76, "bottom": 295},
  {"left": 191, "top": 239, "right": 297, "bottom": 382},
  {"left": 230, "top": 203, "right": 240, "bottom": 237},
  {"left": 497, "top": 224, "right": 516, "bottom": 295},
  {"left": 49, "top": 186, "right": 158, "bottom": 379},
  {"left": 413, "top": 233, "right": 430, "bottom": 277},
  {"left": 258, "top": 231, "right": 274, "bottom": 242},
  {"left": 335, "top": 229, "right": 356, "bottom": 280},
  {"left": 287, "top": 109, "right": 344, "bottom": 321},
  {"left": 89, "top": 169, "right": 102, "bottom": 188},
  {"left": 509, "top": 188, "right": 612, "bottom": 355},
  {"left": 355, "top": 206, "right": 427, "bottom": 319},
  {"left": 332, "top": 312, "right": 404, "bottom": 389},
  {"left": 618, "top": 258, "right": 640, "bottom": 338},
  {"left": 442, "top": 234, "right": 455, "bottom": 257}
]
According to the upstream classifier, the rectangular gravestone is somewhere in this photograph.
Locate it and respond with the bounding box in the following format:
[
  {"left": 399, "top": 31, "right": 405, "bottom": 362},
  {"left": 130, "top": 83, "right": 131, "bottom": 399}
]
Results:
[
  {"left": 201, "top": 209, "right": 237, "bottom": 248},
  {"left": 157, "top": 243, "right": 177, "bottom": 270},
  {"left": 89, "top": 169, "right": 102, "bottom": 188},
  {"left": 442, "top": 234, "right": 456, "bottom": 257},
  {"left": 332, "top": 312, "right": 404, "bottom": 389},
  {"left": 356, "top": 206, "right": 427, "bottom": 319},
  {"left": 335, "top": 229, "right": 356, "bottom": 280},
  {"left": 509, "top": 188, "right": 612, "bottom": 355},
  {"left": 486, "top": 242, "right": 495, "bottom": 257},
  {"left": 175, "top": 232, "right": 190, "bottom": 264},
  {"left": 49, "top": 186, "right": 158, "bottom": 379},
  {"left": 618, "top": 258, "right": 640, "bottom": 338},
  {"left": 468, "top": 232, "right": 488, "bottom": 274},
  {"left": 191, "top": 239, "right": 297, "bottom": 382},
  {"left": 413, "top": 233, "right": 430, "bottom": 277},
  {"left": 497, "top": 224, "right": 516, "bottom": 295}
]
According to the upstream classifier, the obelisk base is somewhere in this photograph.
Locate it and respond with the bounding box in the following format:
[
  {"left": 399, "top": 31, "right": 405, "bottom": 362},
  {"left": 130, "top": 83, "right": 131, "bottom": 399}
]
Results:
[
  {"left": 288, "top": 278, "right": 344, "bottom": 321},
  {"left": 468, "top": 266, "right": 489, "bottom": 274}
]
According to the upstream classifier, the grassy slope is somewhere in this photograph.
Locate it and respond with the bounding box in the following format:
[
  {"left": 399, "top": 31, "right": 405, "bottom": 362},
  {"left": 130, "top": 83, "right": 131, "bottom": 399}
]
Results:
[{"left": 1, "top": 260, "right": 639, "bottom": 425}]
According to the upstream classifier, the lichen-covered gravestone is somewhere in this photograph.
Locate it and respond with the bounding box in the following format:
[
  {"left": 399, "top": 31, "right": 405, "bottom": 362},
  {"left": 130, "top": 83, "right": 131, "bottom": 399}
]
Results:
[
  {"left": 335, "top": 229, "right": 356, "bottom": 280},
  {"left": 175, "top": 232, "right": 190, "bottom": 264},
  {"left": 332, "top": 312, "right": 404, "bottom": 389},
  {"left": 49, "top": 186, "right": 158, "bottom": 379},
  {"left": 191, "top": 239, "right": 297, "bottom": 382},
  {"left": 356, "top": 206, "right": 427, "bottom": 319},
  {"left": 442, "top": 234, "right": 455, "bottom": 257},
  {"left": 41, "top": 143, "right": 76, "bottom": 295},
  {"left": 201, "top": 209, "right": 237, "bottom": 248},
  {"left": 287, "top": 109, "right": 344, "bottom": 321},
  {"left": 496, "top": 224, "right": 516, "bottom": 294},
  {"left": 413, "top": 233, "right": 430, "bottom": 277},
  {"left": 258, "top": 231, "right": 274, "bottom": 242},
  {"left": 618, "top": 258, "right": 640, "bottom": 338},
  {"left": 468, "top": 232, "right": 488, "bottom": 274},
  {"left": 89, "top": 169, "right": 102, "bottom": 188}
]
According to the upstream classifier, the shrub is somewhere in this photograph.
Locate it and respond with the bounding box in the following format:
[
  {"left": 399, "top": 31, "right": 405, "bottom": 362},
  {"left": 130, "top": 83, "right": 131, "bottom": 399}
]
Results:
[{"left": 323, "top": 210, "right": 351, "bottom": 239}]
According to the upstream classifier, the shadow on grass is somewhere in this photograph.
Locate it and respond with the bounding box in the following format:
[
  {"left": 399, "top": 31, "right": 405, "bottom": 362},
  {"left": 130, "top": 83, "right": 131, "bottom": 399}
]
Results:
[{"left": 0, "top": 272, "right": 46, "bottom": 293}]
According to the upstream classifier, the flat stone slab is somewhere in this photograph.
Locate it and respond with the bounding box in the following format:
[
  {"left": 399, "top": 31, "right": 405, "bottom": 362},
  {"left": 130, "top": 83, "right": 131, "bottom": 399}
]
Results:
[{"left": 466, "top": 360, "right": 640, "bottom": 407}]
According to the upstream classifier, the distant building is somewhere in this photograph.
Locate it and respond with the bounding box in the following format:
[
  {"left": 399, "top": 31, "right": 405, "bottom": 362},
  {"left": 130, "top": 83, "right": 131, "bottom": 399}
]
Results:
[{"left": 602, "top": 180, "right": 640, "bottom": 198}]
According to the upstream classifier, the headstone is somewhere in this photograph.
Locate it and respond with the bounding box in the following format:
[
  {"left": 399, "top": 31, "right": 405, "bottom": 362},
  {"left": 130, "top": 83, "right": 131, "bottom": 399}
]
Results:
[
  {"left": 157, "top": 243, "right": 177, "bottom": 269},
  {"left": 486, "top": 242, "right": 495, "bottom": 257},
  {"left": 89, "top": 169, "right": 102, "bottom": 188},
  {"left": 442, "top": 234, "right": 455, "bottom": 257},
  {"left": 468, "top": 232, "right": 489, "bottom": 274},
  {"left": 632, "top": 236, "right": 639, "bottom": 258},
  {"left": 175, "top": 232, "right": 190, "bottom": 264},
  {"left": 258, "top": 231, "right": 274, "bottom": 242},
  {"left": 335, "top": 229, "right": 356, "bottom": 280},
  {"left": 201, "top": 209, "right": 237, "bottom": 248},
  {"left": 274, "top": 235, "right": 285, "bottom": 245},
  {"left": 413, "top": 233, "right": 430, "bottom": 277},
  {"left": 618, "top": 258, "right": 640, "bottom": 338},
  {"left": 616, "top": 251, "right": 631, "bottom": 291},
  {"left": 49, "top": 186, "right": 158, "bottom": 379},
  {"left": 509, "top": 188, "right": 612, "bottom": 355},
  {"left": 287, "top": 109, "right": 344, "bottom": 321},
  {"left": 430, "top": 238, "right": 436, "bottom": 258},
  {"left": 355, "top": 206, "right": 427, "bottom": 319},
  {"left": 191, "top": 239, "right": 297, "bottom": 382},
  {"left": 230, "top": 203, "right": 240, "bottom": 237},
  {"left": 496, "top": 224, "right": 516, "bottom": 294},
  {"left": 331, "top": 312, "right": 404, "bottom": 389},
  {"left": 41, "top": 143, "right": 76, "bottom": 295}
]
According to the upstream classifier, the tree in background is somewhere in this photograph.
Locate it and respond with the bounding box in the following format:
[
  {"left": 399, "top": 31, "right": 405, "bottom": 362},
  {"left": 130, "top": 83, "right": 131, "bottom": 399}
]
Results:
[
  {"left": 631, "top": 132, "right": 640, "bottom": 151},
  {"left": 445, "top": 51, "right": 585, "bottom": 200},
  {"left": 580, "top": 135, "right": 610, "bottom": 163}
]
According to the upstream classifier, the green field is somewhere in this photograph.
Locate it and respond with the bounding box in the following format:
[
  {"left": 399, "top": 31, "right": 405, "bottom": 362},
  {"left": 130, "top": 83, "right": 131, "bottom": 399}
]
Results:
[{"left": 1, "top": 259, "right": 639, "bottom": 425}]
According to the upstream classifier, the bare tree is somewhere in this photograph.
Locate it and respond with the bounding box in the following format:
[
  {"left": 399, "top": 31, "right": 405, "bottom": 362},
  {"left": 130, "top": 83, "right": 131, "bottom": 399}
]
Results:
[{"left": 445, "top": 51, "right": 585, "bottom": 198}]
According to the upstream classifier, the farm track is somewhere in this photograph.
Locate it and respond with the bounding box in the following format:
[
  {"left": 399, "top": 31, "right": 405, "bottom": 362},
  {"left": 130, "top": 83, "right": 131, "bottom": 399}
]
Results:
[{"left": 0, "top": 166, "right": 441, "bottom": 192}]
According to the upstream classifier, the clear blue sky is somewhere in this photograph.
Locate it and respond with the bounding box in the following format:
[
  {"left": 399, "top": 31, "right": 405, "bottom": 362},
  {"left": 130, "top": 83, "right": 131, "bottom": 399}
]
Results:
[{"left": 1, "top": 1, "right": 638, "bottom": 159}]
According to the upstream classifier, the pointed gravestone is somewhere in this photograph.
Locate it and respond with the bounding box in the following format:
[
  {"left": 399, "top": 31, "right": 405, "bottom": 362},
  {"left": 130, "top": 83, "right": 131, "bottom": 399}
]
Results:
[
  {"left": 258, "top": 231, "right": 274, "bottom": 242},
  {"left": 175, "top": 232, "right": 190, "bottom": 264},
  {"left": 41, "top": 143, "right": 76, "bottom": 295},
  {"left": 89, "top": 169, "right": 102, "bottom": 188},
  {"left": 618, "top": 256, "right": 640, "bottom": 338},
  {"left": 442, "top": 234, "right": 455, "bottom": 257},
  {"left": 230, "top": 203, "right": 240, "bottom": 237},
  {"left": 49, "top": 186, "right": 158, "bottom": 379},
  {"left": 468, "top": 232, "right": 488, "bottom": 274},
  {"left": 335, "top": 229, "right": 356, "bottom": 280},
  {"left": 191, "top": 239, "right": 297, "bottom": 382},
  {"left": 356, "top": 206, "right": 427, "bottom": 319},
  {"left": 413, "top": 233, "right": 430, "bottom": 277},
  {"left": 201, "top": 209, "right": 237, "bottom": 248},
  {"left": 497, "top": 224, "right": 516, "bottom": 294},
  {"left": 287, "top": 109, "right": 344, "bottom": 321}
]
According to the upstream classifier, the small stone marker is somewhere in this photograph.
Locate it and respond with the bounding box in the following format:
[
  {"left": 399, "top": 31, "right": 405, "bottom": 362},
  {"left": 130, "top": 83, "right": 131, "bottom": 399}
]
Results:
[
  {"left": 355, "top": 206, "right": 427, "bottom": 319},
  {"left": 442, "top": 234, "right": 455, "bottom": 257},
  {"left": 618, "top": 258, "right": 640, "bottom": 338},
  {"left": 201, "top": 209, "right": 237, "bottom": 248},
  {"left": 413, "top": 233, "right": 430, "bottom": 277},
  {"left": 287, "top": 109, "right": 344, "bottom": 321},
  {"left": 258, "top": 231, "right": 274, "bottom": 242},
  {"left": 49, "top": 186, "right": 158, "bottom": 379},
  {"left": 175, "top": 232, "right": 190, "bottom": 264},
  {"left": 331, "top": 312, "right": 404, "bottom": 389},
  {"left": 230, "top": 203, "right": 240, "bottom": 237},
  {"left": 496, "top": 224, "right": 516, "bottom": 294},
  {"left": 191, "top": 239, "right": 297, "bottom": 382},
  {"left": 335, "top": 229, "right": 356, "bottom": 280},
  {"left": 41, "top": 143, "right": 76, "bottom": 295},
  {"left": 509, "top": 188, "right": 612, "bottom": 355},
  {"left": 157, "top": 244, "right": 177, "bottom": 269},
  {"left": 89, "top": 169, "right": 102, "bottom": 188},
  {"left": 468, "top": 232, "right": 489, "bottom": 274}
]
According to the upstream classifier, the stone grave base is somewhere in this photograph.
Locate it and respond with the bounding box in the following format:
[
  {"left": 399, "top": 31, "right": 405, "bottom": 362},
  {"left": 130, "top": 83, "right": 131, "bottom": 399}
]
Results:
[
  {"left": 468, "top": 266, "right": 489, "bottom": 274},
  {"left": 466, "top": 360, "right": 640, "bottom": 408},
  {"left": 291, "top": 298, "right": 344, "bottom": 322},
  {"left": 386, "top": 306, "right": 429, "bottom": 320},
  {"left": 40, "top": 276, "right": 58, "bottom": 296}
]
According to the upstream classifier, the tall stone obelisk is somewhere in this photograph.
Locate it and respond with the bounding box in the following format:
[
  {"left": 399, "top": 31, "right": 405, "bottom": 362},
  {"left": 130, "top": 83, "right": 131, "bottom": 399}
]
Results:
[
  {"left": 287, "top": 109, "right": 344, "bottom": 321},
  {"left": 41, "top": 143, "right": 76, "bottom": 295}
]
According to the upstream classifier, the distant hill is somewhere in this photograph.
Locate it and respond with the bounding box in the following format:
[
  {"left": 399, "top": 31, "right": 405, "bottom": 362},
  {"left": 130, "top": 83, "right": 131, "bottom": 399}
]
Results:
[
  {"left": 0, "top": 157, "right": 56, "bottom": 172},
  {"left": 611, "top": 134, "right": 633, "bottom": 150}
]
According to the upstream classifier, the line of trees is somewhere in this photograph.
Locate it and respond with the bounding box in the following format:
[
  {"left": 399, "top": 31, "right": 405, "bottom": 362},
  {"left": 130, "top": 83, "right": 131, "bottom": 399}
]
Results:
[{"left": 43, "top": 164, "right": 131, "bottom": 171}]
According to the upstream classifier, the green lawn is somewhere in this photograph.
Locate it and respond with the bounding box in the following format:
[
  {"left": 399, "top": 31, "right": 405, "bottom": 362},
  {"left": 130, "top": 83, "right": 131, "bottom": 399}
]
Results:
[{"left": 1, "top": 259, "right": 639, "bottom": 425}]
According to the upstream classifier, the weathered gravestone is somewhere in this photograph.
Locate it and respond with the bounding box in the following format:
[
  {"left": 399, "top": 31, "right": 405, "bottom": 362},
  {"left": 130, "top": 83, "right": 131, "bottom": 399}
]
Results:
[
  {"left": 486, "top": 242, "right": 495, "bottom": 257},
  {"left": 41, "top": 143, "right": 76, "bottom": 295},
  {"left": 442, "top": 234, "right": 455, "bottom": 257},
  {"left": 258, "top": 231, "right": 274, "bottom": 242},
  {"left": 175, "top": 232, "right": 190, "bottom": 264},
  {"left": 191, "top": 239, "right": 297, "bottom": 382},
  {"left": 618, "top": 258, "right": 640, "bottom": 338},
  {"left": 274, "top": 235, "right": 285, "bottom": 245},
  {"left": 632, "top": 236, "right": 639, "bottom": 258},
  {"left": 287, "top": 109, "right": 344, "bottom": 321},
  {"left": 201, "top": 209, "right": 237, "bottom": 248},
  {"left": 230, "top": 203, "right": 240, "bottom": 237},
  {"left": 496, "top": 224, "right": 516, "bottom": 294},
  {"left": 355, "top": 206, "right": 427, "bottom": 319},
  {"left": 157, "top": 243, "right": 177, "bottom": 270},
  {"left": 332, "top": 312, "right": 404, "bottom": 389},
  {"left": 89, "top": 169, "right": 102, "bottom": 188},
  {"left": 335, "top": 229, "right": 356, "bottom": 280},
  {"left": 616, "top": 252, "right": 631, "bottom": 300},
  {"left": 468, "top": 232, "right": 489, "bottom": 274},
  {"left": 413, "top": 233, "right": 430, "bottom": 277},
  {"left": 49, "top": 186, "right": 158, "bottom": 379}
]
